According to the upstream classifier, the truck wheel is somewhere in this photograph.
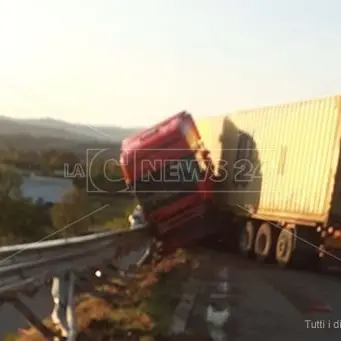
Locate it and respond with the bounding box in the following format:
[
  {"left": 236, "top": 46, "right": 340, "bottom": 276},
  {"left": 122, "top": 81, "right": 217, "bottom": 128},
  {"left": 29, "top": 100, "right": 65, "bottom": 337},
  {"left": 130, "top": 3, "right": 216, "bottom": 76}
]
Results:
[
  {"left": 254, "top": 222, "right": 278, "bottom": 262},
  {"left": 276, "top": 227, "right": 321, "bottom": 269},
  {"left": 276, "top": 228, "right": 294, "bottom": 267},
  {"left": 239, "top": 220, "right": 256, "bottom": 258}
]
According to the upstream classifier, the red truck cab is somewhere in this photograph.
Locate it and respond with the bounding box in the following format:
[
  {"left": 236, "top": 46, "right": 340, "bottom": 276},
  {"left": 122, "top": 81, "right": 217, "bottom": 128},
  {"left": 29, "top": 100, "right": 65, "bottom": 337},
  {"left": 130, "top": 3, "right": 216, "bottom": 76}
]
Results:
[{"left": 120, "top": 111, "right": 215, "bottom": 251}]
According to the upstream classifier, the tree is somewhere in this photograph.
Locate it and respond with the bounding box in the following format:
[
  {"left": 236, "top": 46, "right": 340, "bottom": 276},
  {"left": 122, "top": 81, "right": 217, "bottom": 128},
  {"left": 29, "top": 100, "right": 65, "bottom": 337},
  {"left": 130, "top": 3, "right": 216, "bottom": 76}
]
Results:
[
  {"left": 0, "top": 198, "right": 52, "bottom": 244},
  {"left": 40, "top": 149, "right": 79, "bottom": 170},
  {"left": 51, "top": 187, "right": 94, "bottom": 237},
  {"left": 0, "top": 165, "right": 22, "bottom": 200}
]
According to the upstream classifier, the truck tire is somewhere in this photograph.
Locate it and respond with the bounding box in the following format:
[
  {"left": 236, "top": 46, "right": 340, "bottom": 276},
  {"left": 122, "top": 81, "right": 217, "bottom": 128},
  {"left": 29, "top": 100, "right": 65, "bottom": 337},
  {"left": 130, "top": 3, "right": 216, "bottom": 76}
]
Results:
[
  {"left": 254, "top": 222, "right": 279, "bottom": 262},
  {"left": 276, "top": 228, "right": 294, "bottom": 267},
  {"left": 276, "top": 226, "right": 320, "bottom": 269},
  {"left": 239, "top": 220, "right": 256, "bottom": 258}
]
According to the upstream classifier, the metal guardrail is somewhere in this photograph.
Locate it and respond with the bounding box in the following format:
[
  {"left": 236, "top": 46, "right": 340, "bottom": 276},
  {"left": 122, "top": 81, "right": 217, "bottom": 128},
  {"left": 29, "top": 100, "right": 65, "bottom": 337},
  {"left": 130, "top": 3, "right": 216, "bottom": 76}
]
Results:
[{"left": 0, "top": 225, "right": 152, "bottom": 340}]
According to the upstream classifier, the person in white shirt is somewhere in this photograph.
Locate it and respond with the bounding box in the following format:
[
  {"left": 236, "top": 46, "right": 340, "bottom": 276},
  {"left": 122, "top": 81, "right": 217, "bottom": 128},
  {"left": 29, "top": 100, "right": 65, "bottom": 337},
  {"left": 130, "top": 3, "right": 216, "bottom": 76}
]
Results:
[{"left": 128, "top": 204, "right": 145, "bottom": 229}]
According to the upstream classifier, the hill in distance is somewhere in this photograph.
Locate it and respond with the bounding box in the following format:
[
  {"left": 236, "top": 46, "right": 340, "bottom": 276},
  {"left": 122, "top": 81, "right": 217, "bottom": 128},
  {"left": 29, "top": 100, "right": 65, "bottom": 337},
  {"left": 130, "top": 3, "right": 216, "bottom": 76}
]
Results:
[
  {"left": 0, "top": 116, "right": 141, "bottom": 143},
  {"left": 0, "top": 116, "right": 143, "bottom": 152}
]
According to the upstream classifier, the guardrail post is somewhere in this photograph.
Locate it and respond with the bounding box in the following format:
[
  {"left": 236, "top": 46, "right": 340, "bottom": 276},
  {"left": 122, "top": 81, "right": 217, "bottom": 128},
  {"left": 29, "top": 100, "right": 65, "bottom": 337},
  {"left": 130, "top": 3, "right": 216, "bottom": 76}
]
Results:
[
  {"left": 66, "top": 271, "right": 76, "bottom": 341},
  {"left": 51, "top": 271, "right": 77, "bottom": 341}
]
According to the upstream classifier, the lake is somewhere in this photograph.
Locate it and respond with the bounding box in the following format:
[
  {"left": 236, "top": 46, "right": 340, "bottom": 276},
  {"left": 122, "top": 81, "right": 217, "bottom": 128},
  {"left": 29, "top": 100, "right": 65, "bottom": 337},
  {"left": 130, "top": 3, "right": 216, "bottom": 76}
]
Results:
[{"left": 21, "top": 175, "right": 74, "bottom": 203}]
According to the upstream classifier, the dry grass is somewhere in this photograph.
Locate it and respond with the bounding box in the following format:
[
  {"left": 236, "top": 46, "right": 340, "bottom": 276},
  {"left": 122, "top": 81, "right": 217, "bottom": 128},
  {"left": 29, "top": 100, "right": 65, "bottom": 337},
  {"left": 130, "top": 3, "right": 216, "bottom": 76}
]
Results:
[{"left": 11, "top": 249, "right": 196, "bottom": 341}]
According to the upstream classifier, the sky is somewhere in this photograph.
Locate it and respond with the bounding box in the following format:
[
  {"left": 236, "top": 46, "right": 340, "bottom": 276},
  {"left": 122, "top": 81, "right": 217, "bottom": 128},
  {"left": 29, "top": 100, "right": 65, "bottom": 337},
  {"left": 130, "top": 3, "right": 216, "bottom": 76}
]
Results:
[{"left": 0, "top": 0, "right": 341, "bottom": 128}]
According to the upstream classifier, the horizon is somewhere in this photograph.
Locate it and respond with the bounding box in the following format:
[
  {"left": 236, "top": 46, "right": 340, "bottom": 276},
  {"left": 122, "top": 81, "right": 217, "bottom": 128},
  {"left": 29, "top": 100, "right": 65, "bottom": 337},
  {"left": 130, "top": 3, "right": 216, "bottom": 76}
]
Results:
[
  {"left": 1, "top": 1, "right": 341, "bottom": 128},
  {"left": 0, "top": 114, "right": 143, "bottom": 129},
  {"left": 3, "top": 90, "right": 341, "bottom": 129}
]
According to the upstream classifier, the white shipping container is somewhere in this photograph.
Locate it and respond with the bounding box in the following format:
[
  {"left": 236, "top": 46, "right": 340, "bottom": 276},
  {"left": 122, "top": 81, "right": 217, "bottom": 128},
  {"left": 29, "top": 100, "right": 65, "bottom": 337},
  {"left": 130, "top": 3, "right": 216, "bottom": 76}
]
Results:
[{"left": 196, "top": 95, "right": 341, "bottom": 226}]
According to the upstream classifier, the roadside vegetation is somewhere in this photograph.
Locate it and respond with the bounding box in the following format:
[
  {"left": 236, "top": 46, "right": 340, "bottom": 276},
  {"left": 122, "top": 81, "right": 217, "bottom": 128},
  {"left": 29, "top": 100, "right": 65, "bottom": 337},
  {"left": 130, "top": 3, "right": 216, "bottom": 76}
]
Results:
[{"left": 0, "top": 143, "right": 135, "bottom": 245}]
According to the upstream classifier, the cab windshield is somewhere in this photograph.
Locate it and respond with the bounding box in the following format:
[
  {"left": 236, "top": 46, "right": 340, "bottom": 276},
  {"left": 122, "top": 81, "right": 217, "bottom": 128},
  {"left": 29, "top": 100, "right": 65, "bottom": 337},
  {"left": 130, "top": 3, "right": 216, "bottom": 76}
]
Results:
[{"left": 134, "top": 153, "right": 206, "bottom": 213}]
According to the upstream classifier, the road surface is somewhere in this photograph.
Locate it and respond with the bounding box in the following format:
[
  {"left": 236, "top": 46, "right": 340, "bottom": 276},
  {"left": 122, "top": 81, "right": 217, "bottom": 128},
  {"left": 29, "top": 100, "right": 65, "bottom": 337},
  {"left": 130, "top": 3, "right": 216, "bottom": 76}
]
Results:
[{"left": 182, "top": 249, "right": 341, "bottom": 341}]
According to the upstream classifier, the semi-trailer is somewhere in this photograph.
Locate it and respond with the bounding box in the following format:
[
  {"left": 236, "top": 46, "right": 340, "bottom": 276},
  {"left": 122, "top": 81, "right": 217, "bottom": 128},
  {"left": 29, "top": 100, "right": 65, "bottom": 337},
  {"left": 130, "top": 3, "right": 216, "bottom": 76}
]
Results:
[{"left": 197, "top": 95, "right": 341, "bottom": 268}]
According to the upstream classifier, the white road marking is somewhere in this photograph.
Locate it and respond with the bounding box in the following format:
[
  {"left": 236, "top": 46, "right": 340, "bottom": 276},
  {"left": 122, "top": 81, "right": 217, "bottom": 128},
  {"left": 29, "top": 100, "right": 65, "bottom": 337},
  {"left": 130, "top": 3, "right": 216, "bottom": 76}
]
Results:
[
  {"left": 218, "top": 267, "right": 229, "bottom": 280},
  {"left": 169, "top": 278, "right": 201, "bottom": 335},
  {"left": 206, "top": 266, "right": 230, "bottom": 341}
]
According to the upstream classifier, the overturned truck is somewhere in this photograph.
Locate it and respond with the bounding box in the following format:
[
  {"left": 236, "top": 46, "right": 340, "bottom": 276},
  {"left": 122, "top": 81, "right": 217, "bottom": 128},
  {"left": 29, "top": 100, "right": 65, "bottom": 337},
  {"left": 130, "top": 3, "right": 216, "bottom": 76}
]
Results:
[
  {"left": 120, "top": 95, "right": 341, "bottom": 269},
  {"left": 120, "top": 111, "right": 217, "bottom": 253}
]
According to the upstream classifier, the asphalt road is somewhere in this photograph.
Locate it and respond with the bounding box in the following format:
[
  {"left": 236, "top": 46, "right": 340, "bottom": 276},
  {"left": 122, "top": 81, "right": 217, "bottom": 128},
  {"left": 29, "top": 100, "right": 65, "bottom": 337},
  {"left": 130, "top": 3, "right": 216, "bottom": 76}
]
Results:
[
  {"left": 185, "top": 249, "right": 341, "bottom": 341},
  {"left": 228, "top": 259, "right": 341, "bottom": 341}
]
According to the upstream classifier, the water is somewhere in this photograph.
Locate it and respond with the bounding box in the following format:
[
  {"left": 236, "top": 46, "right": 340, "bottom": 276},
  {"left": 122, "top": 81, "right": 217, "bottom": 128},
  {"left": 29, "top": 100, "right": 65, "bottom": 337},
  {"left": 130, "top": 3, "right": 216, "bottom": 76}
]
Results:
[{"left": 21, "top": 175, "right": 74, "bottom": 203}]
